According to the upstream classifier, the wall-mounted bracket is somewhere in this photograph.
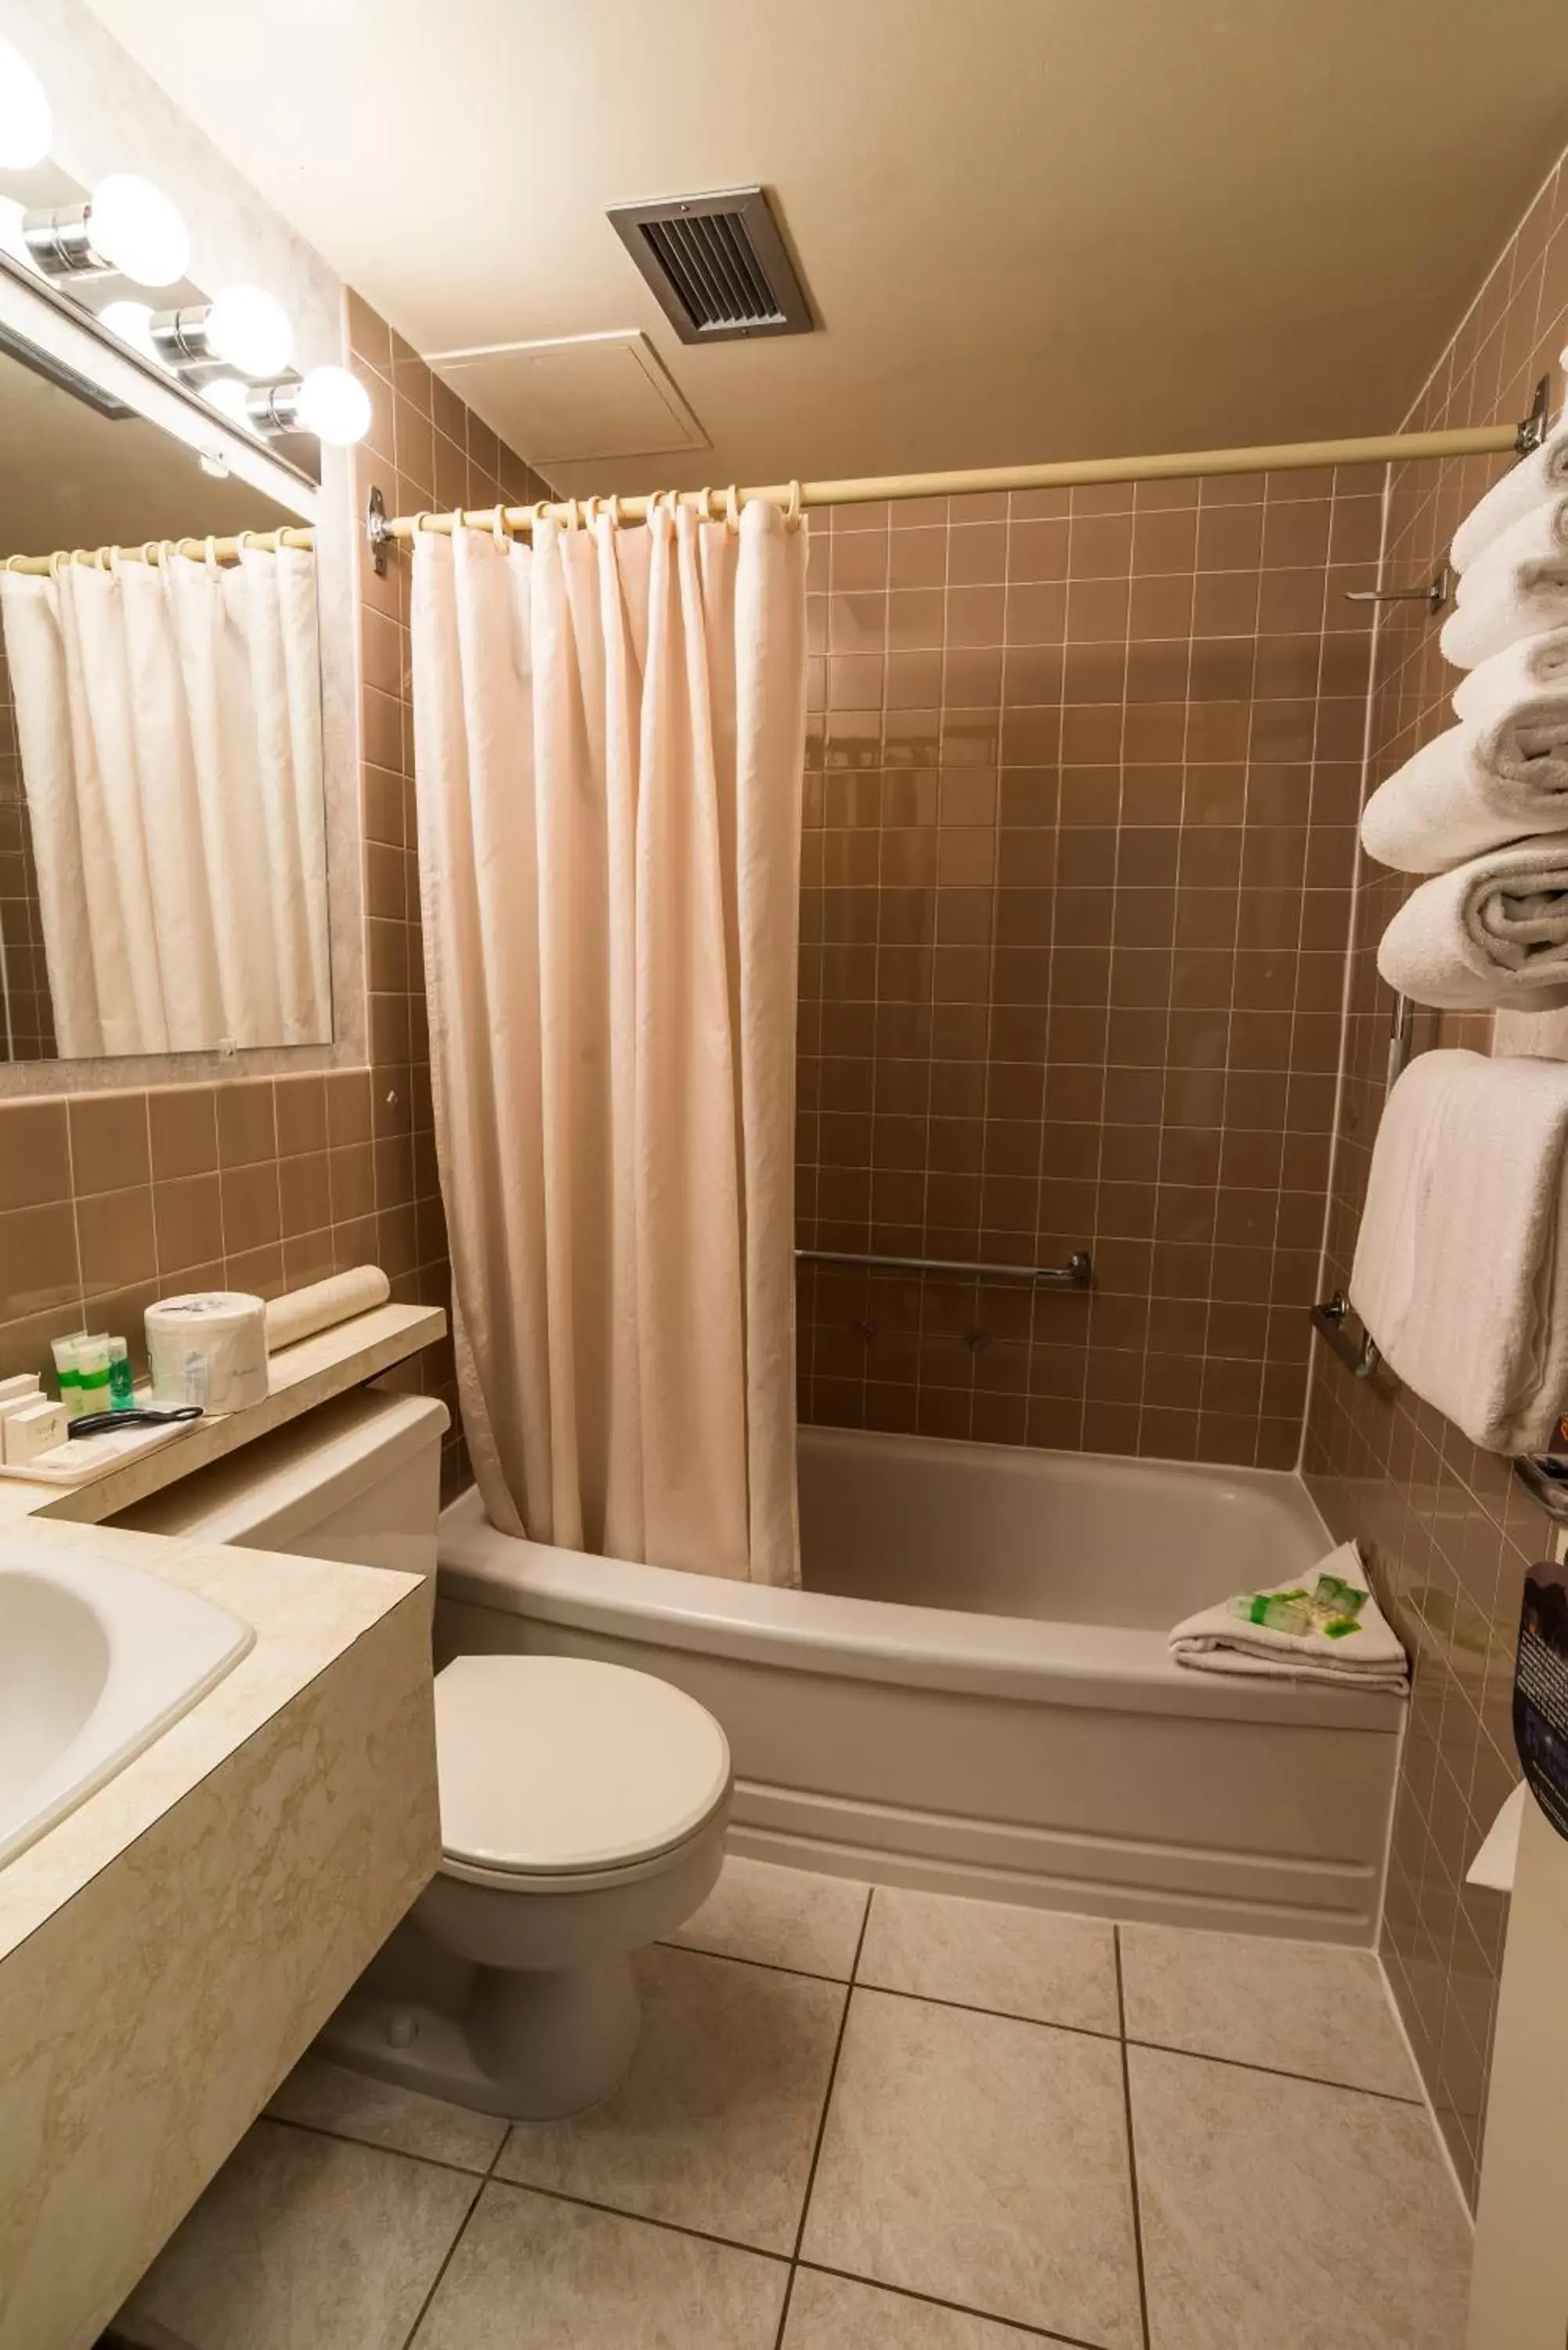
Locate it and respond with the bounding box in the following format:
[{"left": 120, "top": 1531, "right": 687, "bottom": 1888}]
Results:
[
  {"left": 1344, "top": 566, "right": 1451, "bottom": 613},
  {"left": 1516, "top": 374, "right": 1552, "bottom": 457},
  {"left": 366, "top": 483, "right": 390, "bottom": 578}
]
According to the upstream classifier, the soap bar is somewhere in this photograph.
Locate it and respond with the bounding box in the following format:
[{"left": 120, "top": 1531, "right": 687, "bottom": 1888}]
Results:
[
  {"left": 0, "top": 1372, "right": 41, "bottom": 1404},
  {"left": 3, "top": 1397, "right": 68, "bottom": 1464}
]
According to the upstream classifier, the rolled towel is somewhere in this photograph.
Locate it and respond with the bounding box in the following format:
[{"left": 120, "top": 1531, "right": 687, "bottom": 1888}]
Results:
[
  {"left": 1349, "top": 1047, "right": 1568, "bottom": 1454},
  {"left": 1169, "top": 1542, "right": 1407, "bottom": 1690},
  {"left": 1452, "top": 624, "right": 1568, "bottom": 723},
  {"left": 1451, "top": 410, "right": 1568, "bottom": 574},
  {"left": 1360, "top": 656, "right": 1568, "bottom": 873},
  {"left": 1377, "top": 835, "right": 1568, "bottom": 1010},
  {"left": 1440, "top": 497, "right": 1568, "bottom": 670}
]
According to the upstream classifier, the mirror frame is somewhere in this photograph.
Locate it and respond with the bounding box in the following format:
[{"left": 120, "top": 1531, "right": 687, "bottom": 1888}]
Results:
[{"left": 0, "top": 255, "right": 363, "bottom": 1097}]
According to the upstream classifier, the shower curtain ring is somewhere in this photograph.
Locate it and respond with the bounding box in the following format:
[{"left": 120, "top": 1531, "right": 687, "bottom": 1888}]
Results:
[
  {"left": 203, "top": 534, "right": 220, "bottom": 574},
  {"left": 490, "top": 503, "right": 510, "bottom": 548},
  {"left": 695, "top": 486, "right": 714, "bottom": 522},
  {"left": 607, "top": 494, "right": 623, "bottom": 530},
  {"left": 724, "top": 483, "right": 740, "bottom": 530},
  {"left": 785, "top": 479, "right": 802, "bottom": 529},
  {"left": 565, "top": 497, "right": 582, "bottom": 532}
]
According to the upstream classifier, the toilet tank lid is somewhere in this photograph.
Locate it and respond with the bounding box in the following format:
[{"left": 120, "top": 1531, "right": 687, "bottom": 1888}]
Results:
[
  {"left": 434, "top": 1654, "right": 732, "bottom": 1875},
  {"left": 114, "top": 1389, "right": 450, "bottom": 1544}
]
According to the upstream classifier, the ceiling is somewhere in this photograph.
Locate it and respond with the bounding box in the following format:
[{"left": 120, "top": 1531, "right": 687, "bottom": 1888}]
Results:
[{"left": 81, "top": 0, "right": 1568, "bottom": 496}]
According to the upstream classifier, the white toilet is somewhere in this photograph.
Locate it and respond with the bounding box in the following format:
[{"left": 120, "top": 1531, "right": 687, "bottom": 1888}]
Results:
[{"left": 121, "top": 1388, "right": 732, "bottom": 2117}]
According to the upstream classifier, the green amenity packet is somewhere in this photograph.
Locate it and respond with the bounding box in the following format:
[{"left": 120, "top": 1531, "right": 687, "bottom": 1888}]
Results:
[{"left": 1227, "top": 1572, "right": 1371, "bottom": 1640}]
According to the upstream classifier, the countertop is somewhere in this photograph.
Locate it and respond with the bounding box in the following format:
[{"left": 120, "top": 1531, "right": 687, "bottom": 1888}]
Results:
[{"left": 0, "top": 1298, "right": 447, "bottom": 1966}]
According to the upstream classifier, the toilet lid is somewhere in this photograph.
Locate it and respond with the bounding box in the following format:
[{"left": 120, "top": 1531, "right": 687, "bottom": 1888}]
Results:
[{"left": 433, "top": 1654, "right": 732, "bottom": 1876}]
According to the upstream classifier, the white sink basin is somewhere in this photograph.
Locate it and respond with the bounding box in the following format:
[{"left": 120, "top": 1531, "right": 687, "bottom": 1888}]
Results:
[{"left": 0, "top": 1544, "right": 254, "bottom": 1869}]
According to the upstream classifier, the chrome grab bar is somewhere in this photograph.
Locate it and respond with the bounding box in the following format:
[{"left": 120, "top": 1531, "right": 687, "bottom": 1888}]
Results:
[
  {"left": 795, "top": 1246, "right": 1092, "bottom": 1288},
  {"left": 1310, "top": 1291, "right": 1386, "bottom": 1383}
]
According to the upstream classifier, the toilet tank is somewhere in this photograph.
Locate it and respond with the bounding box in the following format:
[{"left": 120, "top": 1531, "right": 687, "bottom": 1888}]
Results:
[{"left": 116, "top": 1390, "right": 451, "bottom": 1576}]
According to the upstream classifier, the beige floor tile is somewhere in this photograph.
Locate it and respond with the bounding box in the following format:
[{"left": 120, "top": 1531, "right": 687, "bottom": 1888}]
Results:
[
  {"left": 411, "top": 2179, "right": 788, "bottom": 2349},
  {"left": 801, "top": 1987, "right": 1142, "bottom": 2347},
  {"left": 858, "top": 1886, "right": 1119, "bottom": 2034},
  {"left": 1130, "top": 2044, "right": 1471, "bottom": 2349},
  {"left": 496, "top": 1944, "right": 846, "bottom": 2252},
  {"left": 266, "top": 2052, "right": 508, "bottom": 2171},
  {"left": 785, "top": 2266, "right": 1046, "bottom": 2346},
  {"left": 113, "top": 2117, "right": 477, "bottom": 2350},
  {"left": 1120, "top": 1923, "right": 1422, "bottom": 2099},
  {"left": 668, "top": 1853, "right": 869, "bottom": 1978}
]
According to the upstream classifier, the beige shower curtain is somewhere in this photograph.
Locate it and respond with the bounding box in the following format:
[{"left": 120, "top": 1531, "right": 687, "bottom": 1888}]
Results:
[
  {"left": 410, "top": 500, "right": 807, "bottom": 1584},
  {"left": 0, "top": 544, "right": 328, "bottom": 1056}
]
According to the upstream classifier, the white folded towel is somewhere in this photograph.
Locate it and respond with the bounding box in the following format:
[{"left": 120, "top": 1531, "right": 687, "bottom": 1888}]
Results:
[
  {"left": 1349, "top": 1047, "right": 1568, "bottom": 1454},
  {"left": 1451, "top": 407, "right": 1568, "bottom": 574},
  {"left": 1440, "top": 499, "right": 1568, "bottom": 670},
  {"left": 1452, "top": 624, "right": 1568, "bottom": 724},
  {"left": 1360, "top": 653, "right": 1568, "bottom": 873},
  {"left": 1376, "top": 834, "right": 1568, "bottom": 1010},
  {"left": 1169, "top": 1542, "right": 1407, "bottom": 1689}
]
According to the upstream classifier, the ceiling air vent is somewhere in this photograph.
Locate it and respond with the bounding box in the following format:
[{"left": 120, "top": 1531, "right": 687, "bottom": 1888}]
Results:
[{"left": 607, "top": 187, "right": 814, "bottom": 345}]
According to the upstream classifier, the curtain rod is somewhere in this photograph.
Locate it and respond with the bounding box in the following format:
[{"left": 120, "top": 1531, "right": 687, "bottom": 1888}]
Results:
[
  {"left": 365, "top": 400, "right": 1541, "bottom": 566},
  {"left": 2, "top": 526, "right": 314, "bottom": 577}
]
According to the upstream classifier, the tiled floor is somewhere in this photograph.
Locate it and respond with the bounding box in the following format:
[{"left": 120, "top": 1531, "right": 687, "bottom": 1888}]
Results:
[{"left": 108, "top": 1858, "right": 1472, "bottom": 2350}]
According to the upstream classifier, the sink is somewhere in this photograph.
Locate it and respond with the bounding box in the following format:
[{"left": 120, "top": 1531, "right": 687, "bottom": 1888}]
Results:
[{"left": 0, "top": 1544, "right": 254, "bottom": 1869}]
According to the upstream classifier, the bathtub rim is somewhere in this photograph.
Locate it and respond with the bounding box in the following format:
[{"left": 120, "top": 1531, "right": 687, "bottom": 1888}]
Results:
[{"left": 437, "top": 1477, "right": 1404, "bottom": 1735}]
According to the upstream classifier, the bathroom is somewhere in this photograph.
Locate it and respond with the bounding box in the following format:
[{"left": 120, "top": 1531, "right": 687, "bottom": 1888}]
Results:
[{"left": 2, "top": 0, "right": 1568, "bottom": 2342}]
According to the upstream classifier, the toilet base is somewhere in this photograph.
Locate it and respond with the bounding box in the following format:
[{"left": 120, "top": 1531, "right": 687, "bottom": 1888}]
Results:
[{"left": 316, "top": 1954, "right": 641, "bottom": 2120}]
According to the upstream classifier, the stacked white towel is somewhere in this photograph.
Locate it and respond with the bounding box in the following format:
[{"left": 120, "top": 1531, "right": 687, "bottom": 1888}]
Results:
[
  {"left": 1441, "top": 497, "right": 1568, "bottom": 671},
  {"left": 1360, "top": 630, "right": 1568, "bottom": 871},
  {"left": 1375, "top": 834, "right": 1568, "bottom": 1010},
  {"left": 1169, "top": 1542, "right": 1407, "bottom": 1690},
  {"left": 1451, "top": 415, "right": 1568, "bottom": 574},
  {"left": 1349, "top": 1047, "right": 1568, "bottom": 1454}
]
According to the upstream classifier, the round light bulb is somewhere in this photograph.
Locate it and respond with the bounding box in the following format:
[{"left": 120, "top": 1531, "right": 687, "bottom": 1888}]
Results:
[
  {"left": 0, "top": 194, "right": 31, "bottom": 268},
  {"left": 99, "top": 298, "right": 160, "bottom": 361},
  {"left": 88, "top": 173, "right": 189, "bottom": 288},
  {"left": 205, "top": 284, "right": 293, "bottom": 378},
  {"left": 295, "top": 364, "right": 371, "bottom": 446},
  {"left": 202, "top": 376, "right": 253, "bottom": 425},
  {"left": 0, "top": 38, "right": 52, "bottom": 170}
]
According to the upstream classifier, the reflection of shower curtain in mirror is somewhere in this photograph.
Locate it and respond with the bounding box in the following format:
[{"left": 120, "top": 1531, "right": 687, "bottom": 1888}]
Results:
[
  {"left": 411, "top": 503, "right": 807, "bottom": 1585},
  {"left": 0, "top": 544, "right": 329, "bottom": 1055}
]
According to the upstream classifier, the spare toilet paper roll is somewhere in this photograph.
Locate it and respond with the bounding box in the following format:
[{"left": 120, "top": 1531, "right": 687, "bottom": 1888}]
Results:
[
  {"left": 265, "top": 1264, "right": 392, "bottom": 1354},
  {"left": 145, "top": 1292, "right": 269, "bottom": 1414}
]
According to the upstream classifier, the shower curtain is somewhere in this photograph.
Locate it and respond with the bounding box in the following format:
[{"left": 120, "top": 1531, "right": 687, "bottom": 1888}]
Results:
[
  {"left": 0, "top": 544, "right": 329, "bottom": 1056},
  {"left": 410, "top": 499, "right": 808, "bottom": 1585}
]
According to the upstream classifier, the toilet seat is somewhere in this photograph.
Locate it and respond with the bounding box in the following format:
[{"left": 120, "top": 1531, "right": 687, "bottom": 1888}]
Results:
[{"left": 432, "top": 1654, "right": 732, "bottom": 1885}]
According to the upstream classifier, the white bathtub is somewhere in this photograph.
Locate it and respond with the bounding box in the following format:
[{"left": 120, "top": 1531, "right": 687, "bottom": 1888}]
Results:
[{"left": 436, "top": 1428, "right": 1404, "bottom": 1943}]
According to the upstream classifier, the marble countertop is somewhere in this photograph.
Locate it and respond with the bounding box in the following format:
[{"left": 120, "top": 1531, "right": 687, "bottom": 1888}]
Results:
[{"left": 0, "top": 1302, "right": 447, "bottom": 1967}]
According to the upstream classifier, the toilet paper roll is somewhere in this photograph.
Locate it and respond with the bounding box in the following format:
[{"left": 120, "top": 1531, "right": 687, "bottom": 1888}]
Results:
[
  {"left": 264, "top": 1264, "right": 392, "bottom": 1354},
  {"left": 145, "top": 1291, "right": 269, "bottom": 1414}
]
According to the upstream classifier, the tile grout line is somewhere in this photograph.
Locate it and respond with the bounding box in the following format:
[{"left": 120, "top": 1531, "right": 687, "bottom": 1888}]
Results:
[
  {"left": 773, "top": 1883, "right": 876, "bottom": 2350},
  {"left": 797, "top": 2256, "right": 1109, "bottom": 2347},
  {"left": 396, "top": 2165, "right": 486, "bottom": 2350},
  {"left": 663, "top": 1930, "right": 1428, "bottom": 2106},
  {"left": 1114, "top": 1927, "right": 1154, "bottom": 2350}
]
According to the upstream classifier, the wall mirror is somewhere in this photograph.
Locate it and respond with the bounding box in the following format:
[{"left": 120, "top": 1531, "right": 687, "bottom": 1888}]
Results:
[{"left": 0, "top": 261, "right": 330, "bottom": 1065}]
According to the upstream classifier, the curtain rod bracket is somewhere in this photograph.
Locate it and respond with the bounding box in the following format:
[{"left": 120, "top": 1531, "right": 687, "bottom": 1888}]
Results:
[
  {"left": 1517, "top": 375, "right": 1552, "bottom": 457},
  {"left": 366, "top": 483, "right": 390, "bottom": 578}
]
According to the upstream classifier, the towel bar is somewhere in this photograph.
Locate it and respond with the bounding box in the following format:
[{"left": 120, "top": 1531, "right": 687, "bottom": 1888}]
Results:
[
  {"left": 1310, "top": 1292, "right": 1389, "bottom": 1385},
  {"left": 796, "top": 1246, "right": 1093, "bottom": 1288}
]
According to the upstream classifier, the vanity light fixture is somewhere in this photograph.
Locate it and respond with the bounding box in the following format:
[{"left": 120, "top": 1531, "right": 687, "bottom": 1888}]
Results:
[
  {"left": 99, "top": 299, "right": 162, "bottom": 363},
  {"left": 0, "top": 195, "right": 29, "bottom": 267},
  {"left": 201, "top": 374, "right": 253, "bottom": 425},
  {"left": 150, "top": 285, "right": 293, "bottom": 378},
  {"left": 245, "top": 363, "right": 372, "bottom": 447},
  {"left": 23, "top": 172, "right": 190, "bottom": 290},
  {"left": 0, "top": 38, "right": 52, "bottom": 170}
]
